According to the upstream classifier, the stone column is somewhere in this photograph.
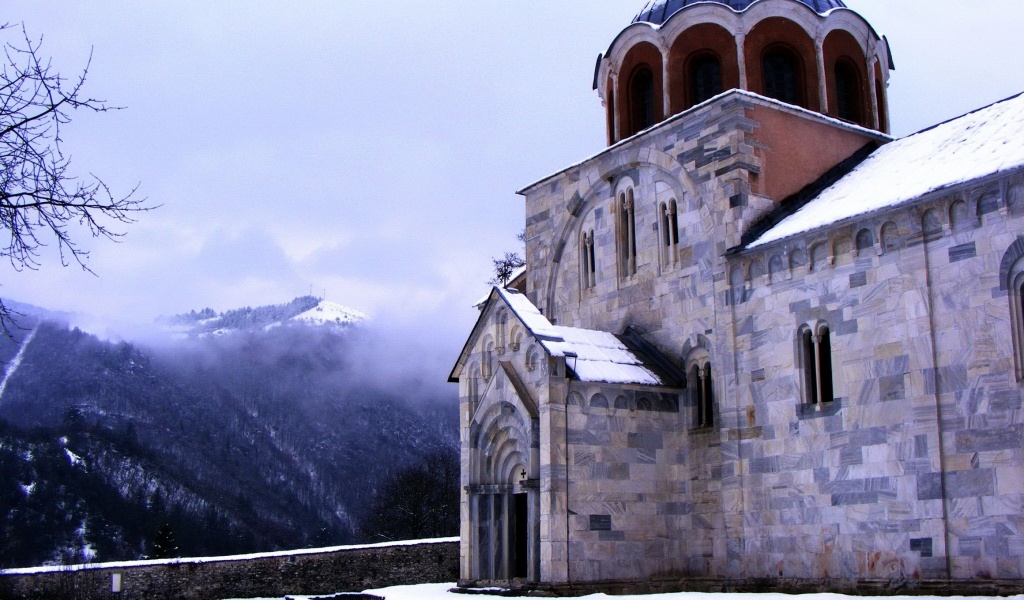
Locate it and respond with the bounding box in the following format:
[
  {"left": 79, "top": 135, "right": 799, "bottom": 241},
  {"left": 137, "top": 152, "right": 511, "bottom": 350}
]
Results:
[
  {"left": 735, "top": 34, "right": 748, "bottom": 90},
  {"left": 868, "top": 55, "right": 880, "bottom": 130},
  {"left": 815, "top": 39, "right": 828, "bottom": 114},
  {"left": 610, "top": 71, "right": 621, "bottom": 143},
  {"left": 661, "top": 44, "right": 672, "bottom": 118}
]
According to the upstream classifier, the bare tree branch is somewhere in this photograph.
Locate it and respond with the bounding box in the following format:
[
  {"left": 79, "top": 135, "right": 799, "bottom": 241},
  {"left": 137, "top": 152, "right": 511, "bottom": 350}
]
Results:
[{"left": 0, "top": 23, "right": 153, "bottom": 335}]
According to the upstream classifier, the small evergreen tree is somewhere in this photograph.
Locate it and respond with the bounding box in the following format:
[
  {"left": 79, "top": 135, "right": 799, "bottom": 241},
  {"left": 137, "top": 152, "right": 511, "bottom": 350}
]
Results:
[{"left": 150, "top": 523, "right": 178, "bottom": 559}]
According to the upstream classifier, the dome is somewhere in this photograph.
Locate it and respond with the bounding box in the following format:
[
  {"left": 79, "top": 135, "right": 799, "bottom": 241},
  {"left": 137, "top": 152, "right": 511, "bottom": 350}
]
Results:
[{"left": 633, "top": 0, "right": 847, "bottom": 25}]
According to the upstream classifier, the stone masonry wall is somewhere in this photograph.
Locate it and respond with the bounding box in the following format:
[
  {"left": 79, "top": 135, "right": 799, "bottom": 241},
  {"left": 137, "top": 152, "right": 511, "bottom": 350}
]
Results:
[
  {"left": 507, "top": 87, "right": 1024, "bottom": 590},
  {"left": 0, "top": 539, "right": 458, "bottom": 600}
]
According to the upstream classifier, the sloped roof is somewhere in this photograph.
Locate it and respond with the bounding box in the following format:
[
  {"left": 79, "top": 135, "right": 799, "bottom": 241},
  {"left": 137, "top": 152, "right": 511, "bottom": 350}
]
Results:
[
  {"left": 451, "top": 286, "right": 683, "bottom": 388},
  {"left": 747, "top": 91, "right": 1024, "bottom": 249}
]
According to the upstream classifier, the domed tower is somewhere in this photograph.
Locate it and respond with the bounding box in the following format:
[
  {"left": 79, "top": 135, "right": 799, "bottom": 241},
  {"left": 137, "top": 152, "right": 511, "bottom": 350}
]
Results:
[{"left": 596, "top": 0, "right": 893, "bottom": 144}]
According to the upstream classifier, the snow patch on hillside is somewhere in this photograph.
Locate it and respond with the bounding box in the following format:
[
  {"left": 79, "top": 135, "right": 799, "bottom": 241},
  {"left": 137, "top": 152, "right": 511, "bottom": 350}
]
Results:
[
  {"left": 290, "top": 301, "right": 367, "bottom": 327},
  {"left": 0, "top": 327, "right": 37, "bottom": 403}
]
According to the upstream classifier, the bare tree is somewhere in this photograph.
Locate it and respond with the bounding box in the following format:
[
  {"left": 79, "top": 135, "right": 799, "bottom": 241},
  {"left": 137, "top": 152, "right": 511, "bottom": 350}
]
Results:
[
  {"left": 0, "top": 23, "right": 150, "bottom": 332},
  {"left": 487, "top": 229, "right": 527, "bottom": 287},
  {"left": 488, "top": 251, "right": 525, "bottom": 287}
]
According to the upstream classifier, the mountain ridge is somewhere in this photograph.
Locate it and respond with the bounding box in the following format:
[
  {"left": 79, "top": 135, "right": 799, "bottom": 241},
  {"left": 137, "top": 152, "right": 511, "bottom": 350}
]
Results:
[{"left": 0, "top": 297, "right": 456, "bottom": 569}]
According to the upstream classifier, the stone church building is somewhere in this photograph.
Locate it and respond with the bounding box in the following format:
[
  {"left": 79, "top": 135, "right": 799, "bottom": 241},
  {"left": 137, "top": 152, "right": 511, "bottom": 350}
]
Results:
[{"left": 449, "top": 0, "right": 1024, "bottom": 592}]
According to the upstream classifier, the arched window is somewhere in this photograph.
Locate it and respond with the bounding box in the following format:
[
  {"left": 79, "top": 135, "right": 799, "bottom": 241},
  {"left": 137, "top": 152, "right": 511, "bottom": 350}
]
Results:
[
  {"left": 1001, "top": 242, "right": 1024, "bottom": 381},
  {"left": 497, "top": 310, "right": 508, "bottom": 355},
  {"left": 629, "top": 67, "right": 656, "bottom": 133},
  {"left": 763, "top": 47, "right": 802, "bottom": 107},
  {"left": 799, "top": 324, "right": 834, "bottom": 406},
  {"left": 482, "top": 339, "right": 495, "bottom": 381},
  {"left": 834, "top": 59, "right": 862, "bottom": 124},
  {"left": 689, "top": 53, "right": 723, "bottom": 106},
  {"left": 922, "top": 208, "right": 943, "bottom": 239},
  {"left": 580, "top": 229, "right": 596, "bottom": 290},
  {"left": 810, "top": 242, "right": 828, "bottom": 272},
  {"left": 855, "top": 228, "right": 874, "bottom": 254},
  {"left": 880, "top": 221, "right": 899, "bottom": 253},
  {"left": 617, "top": 189, "right": 637, "bottom": 278},
  {"left": 468, "top": 362, "right": 481, "bottom": 408},
  {"left": 688, "top": 359, "right": 714, "bottom": 429},
  {"left": 660, "top": 200, "right": 679, "bottom": 267}
]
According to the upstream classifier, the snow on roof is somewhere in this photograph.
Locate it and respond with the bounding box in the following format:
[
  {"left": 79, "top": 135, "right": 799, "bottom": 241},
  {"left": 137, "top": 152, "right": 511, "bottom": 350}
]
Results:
[
  {"left": 496, "top": 288, "right": 666, "bottom": 386},
  {"left": 748, "top": 91, "right": 1024, "bottom": 249}
]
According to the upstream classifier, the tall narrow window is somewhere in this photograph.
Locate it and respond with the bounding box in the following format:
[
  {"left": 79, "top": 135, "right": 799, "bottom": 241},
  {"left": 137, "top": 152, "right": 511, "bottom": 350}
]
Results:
[
  {"left": 689, "top": 53, "right": 723, "bottom": 106},
  {"left": 800, "top": 324, "right": 834, "bottom": 405},
  {"left": 580, "top": 229, "right": 596, "bottom": 290},
  {"left": 834, "top": 59, "right": 862, "bottom": 124},
  {"left": 763, "top": 47, "right": 802, "bottom": 107},
  {"left": 690, "top": 360, "right": 714, "bottom": 429},
  {"left": 660, "top": 200, "right": 679, "bottom": 267},
  {"left": 617, "top": 189, "right": 637, "bottom": 278},
  {"left": 701, "top": 363, "right": 714, "bottom": 428},
  {"left": 629, "top": 67, "right": 656, "bottom": 134}
]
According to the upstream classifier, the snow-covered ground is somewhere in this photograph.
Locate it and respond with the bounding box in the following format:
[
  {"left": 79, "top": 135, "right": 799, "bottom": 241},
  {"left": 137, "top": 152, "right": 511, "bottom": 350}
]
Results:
[
  {"left": 223, "top": 582, "right": 1023, "bottom": 600},
  {"left": 291, "top": 300, "right": 367, "bottom": 327}
]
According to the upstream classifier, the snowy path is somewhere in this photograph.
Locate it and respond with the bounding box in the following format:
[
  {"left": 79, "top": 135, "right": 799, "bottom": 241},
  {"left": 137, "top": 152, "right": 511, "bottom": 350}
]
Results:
[
  {"left": 0, "top": 327, "right": 36, "bottom": 404},
  {"left": 222, "top": 582, "right": 1023, "bottom": 600}
]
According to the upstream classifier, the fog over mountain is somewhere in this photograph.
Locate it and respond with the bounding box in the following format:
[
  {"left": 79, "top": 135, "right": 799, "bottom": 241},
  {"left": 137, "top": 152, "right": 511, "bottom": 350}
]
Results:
[{"left": 0, "top": 297, "right": 458, "bottom": 569}]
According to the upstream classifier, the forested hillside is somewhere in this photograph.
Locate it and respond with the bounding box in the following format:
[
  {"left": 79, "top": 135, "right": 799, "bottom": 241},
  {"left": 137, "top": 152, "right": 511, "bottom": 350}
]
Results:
[{"left": 0, "top": 300, "right": 458, "bottom": 569}]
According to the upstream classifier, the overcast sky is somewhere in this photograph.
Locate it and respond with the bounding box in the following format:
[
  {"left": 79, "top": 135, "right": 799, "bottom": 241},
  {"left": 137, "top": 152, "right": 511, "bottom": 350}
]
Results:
[{"left": 3, "top": 1, "right": 1024, "bottom": 352}]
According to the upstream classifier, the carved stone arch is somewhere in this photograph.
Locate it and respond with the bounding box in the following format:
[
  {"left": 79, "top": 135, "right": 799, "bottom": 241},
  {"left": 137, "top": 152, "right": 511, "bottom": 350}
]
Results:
[
  {"left": 1007, "top": 181, "right": 1024, "bottom": 214},
  {"left": 855, "top": 228, "right": 874, "bottom": 254},
  {"left": 525, "top": 344, "right": 540, "bottom": 371},
  {"left": 603, "top": 23, "right": 668, "bottom": 71},
  {"left": 542, "top": 152, "right": 703, "bottom": 319},
  {"left": 742, "top": 3, "right": 821, "bottom": 40},
  {"left": 977, "top": 187, "right": 1001, "bottom": 217},
  {"left": 949, "top": 198, "right": 970, "bottom": 230},
  {"left": 681, "top": 332, "right": 715, "bottom": 366},
  {"left": 768, "top": 253, "right": 786, "bottom": 282},
  {"left": 471, "top": 366, "right": 539, "bottom": 485},
  {"left": 832, "top": 235, "right": 852, "bottom": 259},
  {"left": 658, "top": 4, "right": 742, "bottom": 44},
  {"left": 922, "top": 207, "right": 943, "bottom": 238},
  {"left": 480, "top": 334, "right": 496, "bottom": 380},
  {"left": 790, "top": 247, "right": 808, "bottom": 272},
  {"left": 509, "top": 325, "right": 523, "bottom": 353},
  {"left": 748, "top": 258, "right": 765, "bottom": 283},
  {"left": 999, "top": 236, "right": 1024, "bottom": 292},
  {"left": 819, "top": 19, "right": 873, "bottom": 56},
  {"left": 495, "top": 308, "right": 509, "bottom": 355},
  {"left": 810, "top": 241, "right": 828, "bottom": 271},
  {"left": 880, "top": 220, "right": 899, "bottom": 252},
  {"left": 728, "top": 263, "right": 747, "bottom": 305},
  {"left": 999, "top": 237, "right": 1024, "bottom": 380},
  {"left": 471, "top": 402, "right": 531, "bottom": 485},
  {"left": 590, "top": 393, "right": 609, "bottom": 408}
]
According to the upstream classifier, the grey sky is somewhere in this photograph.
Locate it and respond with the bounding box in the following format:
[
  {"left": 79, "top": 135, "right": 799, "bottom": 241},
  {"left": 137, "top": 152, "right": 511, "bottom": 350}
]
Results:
[{"left": 2, "top": 1, "right": 1024, "bottom": 354}]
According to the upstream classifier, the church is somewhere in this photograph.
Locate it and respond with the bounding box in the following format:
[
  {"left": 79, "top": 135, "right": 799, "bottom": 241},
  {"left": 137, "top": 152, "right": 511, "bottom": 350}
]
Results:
[{"left": 449, "top": 0, "right": 1024, "bottom": 592}]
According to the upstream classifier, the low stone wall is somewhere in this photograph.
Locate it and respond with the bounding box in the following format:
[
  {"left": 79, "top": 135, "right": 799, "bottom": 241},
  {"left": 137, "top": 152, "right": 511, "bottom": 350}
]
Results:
[{"left": 0, "top": 538, "right": 458, "bottom": 600}]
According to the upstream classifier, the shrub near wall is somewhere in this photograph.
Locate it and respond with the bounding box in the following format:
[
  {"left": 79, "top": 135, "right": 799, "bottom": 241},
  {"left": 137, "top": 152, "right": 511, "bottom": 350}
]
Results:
[{"left": 0, "top": 538, "right": 458, "bottom": 600}]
